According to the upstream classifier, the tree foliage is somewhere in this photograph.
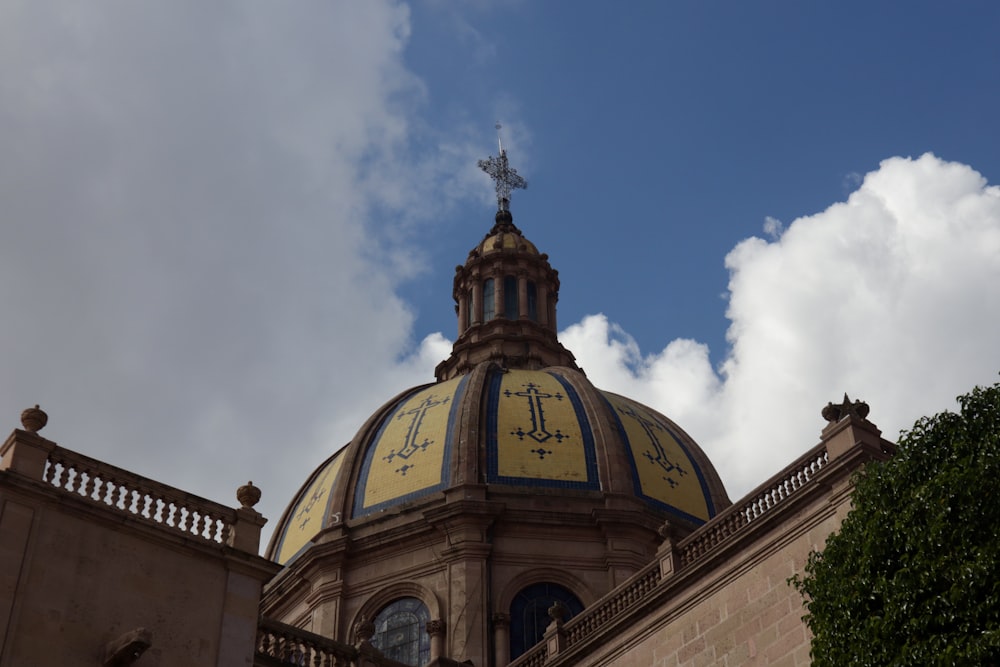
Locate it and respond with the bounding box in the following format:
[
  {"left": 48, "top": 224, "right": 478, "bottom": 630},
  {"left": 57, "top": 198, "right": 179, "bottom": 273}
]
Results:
[{"left": 792, "top": 380, "right": 1000, "bottom": 666}]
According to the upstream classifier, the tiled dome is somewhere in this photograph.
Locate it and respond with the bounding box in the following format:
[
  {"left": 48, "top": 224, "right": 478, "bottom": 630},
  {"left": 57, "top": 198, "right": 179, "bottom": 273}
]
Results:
[
  {"left": 268, "top": 363, "right": 728, "bottom": 566},
  {"left": 267, "top": 157, "right": 730, "bottom": 567}
]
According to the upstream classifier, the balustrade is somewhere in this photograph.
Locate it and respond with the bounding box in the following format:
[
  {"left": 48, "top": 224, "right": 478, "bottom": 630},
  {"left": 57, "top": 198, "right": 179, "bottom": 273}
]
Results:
[
  {"left": 510, "top": 443, "right": 830, "bottom": 666},
  {"left": 256, "top": 618, "right": 410, "bottom": 667},
  {"left": 42, "top": 446, "right": 236, "bottom": 546},
  {"left": 679, "top": 444, "right": 827, "bottom": 566}
]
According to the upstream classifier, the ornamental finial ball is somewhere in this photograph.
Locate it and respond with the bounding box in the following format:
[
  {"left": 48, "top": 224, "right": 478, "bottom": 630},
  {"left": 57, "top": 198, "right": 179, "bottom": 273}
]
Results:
[
  {"left": 548, "top": 600, "right": 568, "bottom": 622},
  {"left": 20, "top": 405, "right": 47, "bottom": 432},
  {"left": 237, "top": 481, "right": 261, "bottom": 509}
]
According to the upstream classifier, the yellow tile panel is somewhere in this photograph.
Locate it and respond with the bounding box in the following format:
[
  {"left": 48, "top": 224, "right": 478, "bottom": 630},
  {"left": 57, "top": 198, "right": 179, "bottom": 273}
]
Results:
[
  {"left": 605, "top": 394, "right": 711, "bottom": 522},
  {"left": 276, "top": 452, "right": 346, "bottom": 565},
  {"left": 495, "top": 370, "right": 590, "bottom": 482},
  {"left": 358, "top": 377, "right": 464, "bottom": 511}
]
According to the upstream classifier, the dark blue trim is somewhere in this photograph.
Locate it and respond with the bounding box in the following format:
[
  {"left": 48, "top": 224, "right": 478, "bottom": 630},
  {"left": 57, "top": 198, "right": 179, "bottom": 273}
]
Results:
[
  {"left": 273, "top": 449, "right": 345, "bottom": 565},
  {"left": 486, "top": 371, "right": 600, "bottom": 490},
  {"left": 352, "top": 376, "right": 468, "bottom": 518},
  {"left": 601, "top": 392, "right": 715, "bottom": 524}
]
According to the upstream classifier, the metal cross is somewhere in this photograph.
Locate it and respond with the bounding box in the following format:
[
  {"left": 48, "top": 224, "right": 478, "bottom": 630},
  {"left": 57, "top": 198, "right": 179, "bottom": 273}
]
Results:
[{"left": 478, "top": 123, "right": 527, "bottom": 212}]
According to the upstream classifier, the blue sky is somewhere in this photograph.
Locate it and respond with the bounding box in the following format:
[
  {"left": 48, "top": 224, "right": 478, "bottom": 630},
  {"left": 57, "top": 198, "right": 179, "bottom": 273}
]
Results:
[
  {"left": 2, "top": 2, "right": 999, "bottom": 545},
  {"left": 396, "top": 2, "right": 1000, "bottom": 362}
]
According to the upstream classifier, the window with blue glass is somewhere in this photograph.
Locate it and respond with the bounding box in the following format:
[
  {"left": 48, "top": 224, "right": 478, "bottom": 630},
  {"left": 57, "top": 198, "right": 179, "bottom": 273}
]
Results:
[
  {"left": 509, "top": 583, "right": 584, "bottom": 659},
  {"left": 371, "top": 597, "right": 430, "bottom": 667},
  {"left": 504, "top": 275, "right": 518, "bottom": 319},
  {"left": 483, "top": 278, "right": 495, "bottom": 321},
  {"left": 526, "top": 281, "right": 537, "bottom": 322}
]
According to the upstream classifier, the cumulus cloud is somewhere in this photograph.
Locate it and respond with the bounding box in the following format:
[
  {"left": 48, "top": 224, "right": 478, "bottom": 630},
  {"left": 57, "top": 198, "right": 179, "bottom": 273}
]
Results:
[
  {"left": 762, "top": 216, "right": 784, "bottom": 239},
  {"left": 4, "top": 4, "right": 998, "bottom": 550},
  {"left": 568, "top": 154, "right": 1000, "bottom": 499},
  {"left": 0, "top": 1, "right": 480, "bottom": 541}
]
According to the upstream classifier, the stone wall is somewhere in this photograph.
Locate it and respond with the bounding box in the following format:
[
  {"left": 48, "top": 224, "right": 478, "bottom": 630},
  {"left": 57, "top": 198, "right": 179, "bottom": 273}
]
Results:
[
  {"left": 511, "top": 408, "right": 893, "bottom": 667},
  {"left": 0, "top": 427, "right": 278, "bottom": 667},
  {"left": 572, "top": 484, "right": 851, "bottom": 666}
]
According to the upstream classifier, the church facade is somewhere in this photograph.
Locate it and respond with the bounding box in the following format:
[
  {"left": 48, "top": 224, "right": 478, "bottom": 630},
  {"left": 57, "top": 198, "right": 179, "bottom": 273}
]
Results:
[{"left": 0, "top": 148, "right": 894, "bottom": 666}]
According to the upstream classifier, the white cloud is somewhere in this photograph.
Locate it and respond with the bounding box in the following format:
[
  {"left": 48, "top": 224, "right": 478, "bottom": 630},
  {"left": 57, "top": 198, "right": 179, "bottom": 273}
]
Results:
[
  {"left": 567, "top": 154, "right": 1000, "bottom": 500},
  {"left": 763, "top": 216, "right": 784, "bottom": 239},
  {"left": 4, "top": 4, "right": 998, "bottom": 549},
  {"left": 0, "top": 1, "right": 480, "bottom": 544}
]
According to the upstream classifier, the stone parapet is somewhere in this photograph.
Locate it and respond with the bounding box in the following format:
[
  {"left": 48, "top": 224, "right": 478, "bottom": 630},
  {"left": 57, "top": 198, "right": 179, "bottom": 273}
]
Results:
[
  {"left": 508, "top": 424, "right": 890, "bottom": 667},
  {"left": 1, "top": 429, "right": 265, "bottom": 554},
  {"left": 677, "top": 442, "right": 829, "bottom": 568},
  {"left": 255, "top": 617, "right": 411, "bottom": 667},
  {"left": 0, "top": 429, "right": 56, "bottom": 479}
]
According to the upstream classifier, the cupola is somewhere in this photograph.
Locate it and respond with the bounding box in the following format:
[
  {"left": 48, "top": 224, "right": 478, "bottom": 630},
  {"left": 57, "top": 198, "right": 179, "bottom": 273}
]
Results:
[{"left": 435, "top": 140, "right": 578, "bottom": 380}]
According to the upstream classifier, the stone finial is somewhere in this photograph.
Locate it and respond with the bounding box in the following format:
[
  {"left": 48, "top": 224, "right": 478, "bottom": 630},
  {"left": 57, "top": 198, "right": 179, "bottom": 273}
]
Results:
[
  {"left": 20, "top": 405, "right": 47, "bottom": 433},
  {"left": 547, "top": 600, "right": 568, "bottom": 623},
  {"left": 821, "top": 394, "right": 870, "bottom": 423},
  {"left": 355, "top": 615, "right": 375, "bottom": 643},
  {"left": 236, "top": 481, "right": 261, "bottom": 509},
  {"left": 657, "top": 519, "right": 674, "bottom": 541}
]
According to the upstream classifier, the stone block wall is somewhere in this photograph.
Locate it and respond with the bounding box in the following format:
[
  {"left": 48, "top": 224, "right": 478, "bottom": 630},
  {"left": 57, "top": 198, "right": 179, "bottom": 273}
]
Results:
[{"left": 0, "top": 431, "right": 278, "bottom": 667}]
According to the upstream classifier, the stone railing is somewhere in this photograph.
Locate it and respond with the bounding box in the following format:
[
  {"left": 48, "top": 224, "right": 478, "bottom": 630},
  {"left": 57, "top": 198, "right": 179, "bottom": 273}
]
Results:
[
  {"left": 563, "top": 562, "right": 661, "bottom": 647},
  {"left": 510, "top": 442, "right": 830, "bottom": 667},
  {"left": 256, "top": 618, "right": 409, "bottom": 667},
  {"left": 43, "top": 446, "right": 238, "bottom": 545},
  {"left": 677, "top": 442, "right": 827, "bottom": 567},
  {"left": 509, "top": 645, "right": 547, "bottom": 667},
  {"left": 256, "top": 617, "right": 357, "bottom": 666}
]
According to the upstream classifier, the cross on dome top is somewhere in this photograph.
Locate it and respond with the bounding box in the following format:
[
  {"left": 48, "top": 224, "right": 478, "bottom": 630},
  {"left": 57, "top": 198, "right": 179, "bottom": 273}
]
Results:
[{"left": 478, "top": 122, "right": 527, "bottom": 212}]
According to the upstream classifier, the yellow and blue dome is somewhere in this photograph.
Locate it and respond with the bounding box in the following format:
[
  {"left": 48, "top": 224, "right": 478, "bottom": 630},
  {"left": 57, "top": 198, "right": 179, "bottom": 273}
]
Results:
[
  {"left": 267, "top": 199, "right": 729, "bottom": 567},
  {"left": 268, "top": 365, "right": 728, "bottom": 566}
]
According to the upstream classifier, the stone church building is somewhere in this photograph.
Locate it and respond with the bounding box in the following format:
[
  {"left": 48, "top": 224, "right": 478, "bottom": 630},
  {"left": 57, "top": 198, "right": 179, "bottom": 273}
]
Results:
[{"left": 0, "top": 148, "right": 894, "bottom": 666}]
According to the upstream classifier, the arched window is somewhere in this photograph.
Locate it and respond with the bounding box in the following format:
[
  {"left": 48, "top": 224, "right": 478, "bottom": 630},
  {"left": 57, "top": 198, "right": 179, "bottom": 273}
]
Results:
[
  {"left": 504, "top": 275, "right": 518, "bottom": 319},
  {"left": 526, "top": 281, "right": 537, "bottom": 322},
  {"left": 483, "top": 278, "right": 495, "bottom": 321},
  {"left": 371, "top": 597, "right": 431, "bottom": 666},
  {"left": 509, "top": 583, "right": 584, "bottom": 660}
]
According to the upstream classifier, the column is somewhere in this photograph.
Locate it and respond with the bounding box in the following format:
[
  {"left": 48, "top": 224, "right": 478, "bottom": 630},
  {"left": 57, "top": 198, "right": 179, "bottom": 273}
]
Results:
[
  {"left": 517, "top": 275, "right": 528, "bottom": 320},
  {"left": 427, "top": 619, "right": 446, "bottom": 661},
  {"left": 492, "top": 612, "right": 510, "bottom": 666},
  {"left": 472, "top": 282, "right": 483, "bottom": 326},
  {"left": 457, "top": 290, "right": 468, "bottom": 336}
]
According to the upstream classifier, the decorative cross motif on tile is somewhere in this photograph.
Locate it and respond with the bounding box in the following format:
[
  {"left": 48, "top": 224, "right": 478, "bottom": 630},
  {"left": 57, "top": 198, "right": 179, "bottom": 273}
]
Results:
[
  {"left": 383, "top": 393, "right": 450, "bottom": 475},
  {"left": 293, "top": 466, "right": 333, "bottom": 531},
  {"left": 618, "top": 405, "right": 688, "bottom": 488},
  {"left": 505, "top": 382, "right": 570, "bottom": 457}
]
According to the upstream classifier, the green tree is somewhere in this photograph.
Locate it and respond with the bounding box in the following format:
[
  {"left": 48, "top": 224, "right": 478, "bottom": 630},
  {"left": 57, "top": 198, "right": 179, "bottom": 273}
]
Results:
[{"left": 792, "top": 380, "right": 1000, "bottom": 666}]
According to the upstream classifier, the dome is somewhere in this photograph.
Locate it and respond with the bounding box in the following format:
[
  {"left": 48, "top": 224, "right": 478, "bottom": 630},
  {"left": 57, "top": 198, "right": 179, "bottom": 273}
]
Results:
[
  {"left": 268, "top": 363, "right": 730, "bottom": 565},
  {"left": 472, "top": 218, "right": 540, "bottom": 258},
  {"left": 266, "top": 147, "right": 730, "bottom": 619}
]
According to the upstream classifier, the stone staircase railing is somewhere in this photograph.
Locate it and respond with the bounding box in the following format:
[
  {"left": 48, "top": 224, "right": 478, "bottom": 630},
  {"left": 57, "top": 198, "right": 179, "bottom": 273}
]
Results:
[
  {"left": 562, "top": 562, "right": 662, "bottom": 647},
  {"left": 509, "top": 441, "right": 830, "bottom": 667},
  {"left": 678, "top": 442, "right": 828, "bottom": 566},
  {"left": 256, "top": 617, "right": 410, "bottom": 667}
]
